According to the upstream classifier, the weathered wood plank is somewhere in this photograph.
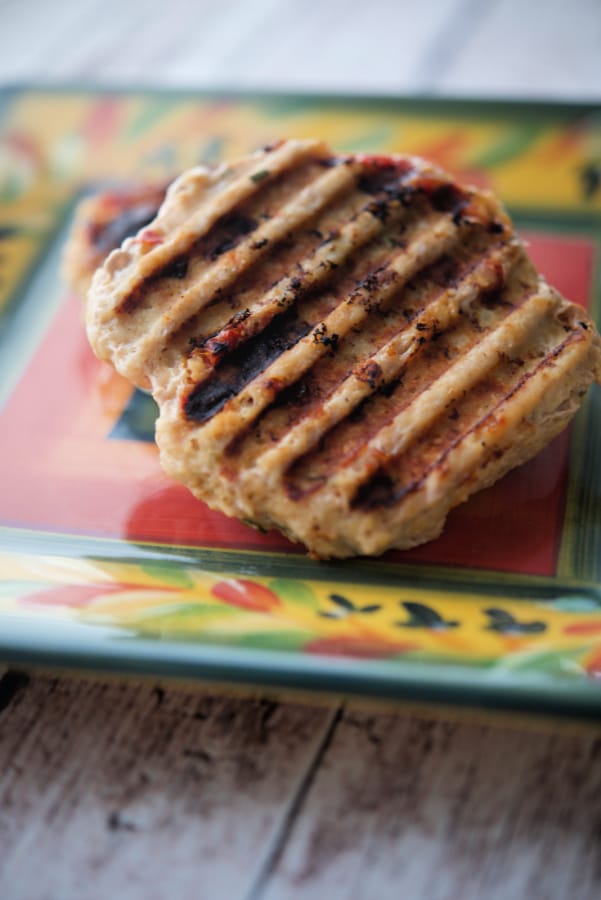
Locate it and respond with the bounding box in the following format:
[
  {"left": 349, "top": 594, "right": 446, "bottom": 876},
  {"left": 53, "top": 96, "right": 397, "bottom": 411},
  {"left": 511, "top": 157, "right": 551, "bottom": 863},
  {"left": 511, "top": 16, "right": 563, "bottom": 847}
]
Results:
[
  {"left": 0, "top": 0, "right": 465, "bottom": 89},
  {"left": 2, "top": 0, "right": 597, "bottom": 99},
  {"left": 0, "top": 673, "right": 337, "bottom": 900},
  {"left": 257, "top": 708, "right": 601, "bottom": 900},
  {"left": 437, "top": 0, "right": 601, "bottom": 98},
  {"left": 0, "top": 0, "right": 480, "bottom": 94}
]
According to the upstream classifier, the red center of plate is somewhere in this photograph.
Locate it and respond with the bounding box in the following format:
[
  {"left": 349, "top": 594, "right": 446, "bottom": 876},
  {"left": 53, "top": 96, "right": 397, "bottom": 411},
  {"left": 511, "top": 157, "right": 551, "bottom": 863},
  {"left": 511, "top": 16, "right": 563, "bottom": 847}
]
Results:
[{"left": 0, "top": 232, "right": 594, "bottom": 577}]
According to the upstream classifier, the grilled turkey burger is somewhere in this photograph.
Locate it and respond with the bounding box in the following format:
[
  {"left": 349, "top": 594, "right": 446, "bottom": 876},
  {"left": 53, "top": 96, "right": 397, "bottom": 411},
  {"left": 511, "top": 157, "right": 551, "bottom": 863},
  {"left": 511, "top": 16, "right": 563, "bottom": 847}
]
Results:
[{"left": 84, "top": 139, "right": 601, "bottom": 558}]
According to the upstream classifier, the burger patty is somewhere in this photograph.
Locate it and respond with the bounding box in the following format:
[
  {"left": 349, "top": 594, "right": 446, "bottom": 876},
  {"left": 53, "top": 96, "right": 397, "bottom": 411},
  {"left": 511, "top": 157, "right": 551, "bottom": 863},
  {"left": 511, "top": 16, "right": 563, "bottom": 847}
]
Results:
[
  {"left": 86, "top": 139, "right": 601, "bottom": 558},
  {"left": 63, "top": 181, "right": 168, "bottom": 297}
]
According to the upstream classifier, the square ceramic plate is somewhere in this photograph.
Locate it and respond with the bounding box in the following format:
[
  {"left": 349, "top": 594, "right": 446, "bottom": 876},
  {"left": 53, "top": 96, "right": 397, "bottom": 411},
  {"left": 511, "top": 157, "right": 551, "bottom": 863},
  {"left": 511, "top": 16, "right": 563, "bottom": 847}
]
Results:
[{"left": 1, "top": 86, "right": 601, "bottom": 717}]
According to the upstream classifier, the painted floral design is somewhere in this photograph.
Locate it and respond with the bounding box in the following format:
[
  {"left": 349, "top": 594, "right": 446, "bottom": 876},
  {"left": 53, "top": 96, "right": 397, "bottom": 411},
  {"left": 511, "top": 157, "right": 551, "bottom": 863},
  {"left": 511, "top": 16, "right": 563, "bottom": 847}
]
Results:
[{"left": 1, "top": 549, "right": 601, "bottom": 682}]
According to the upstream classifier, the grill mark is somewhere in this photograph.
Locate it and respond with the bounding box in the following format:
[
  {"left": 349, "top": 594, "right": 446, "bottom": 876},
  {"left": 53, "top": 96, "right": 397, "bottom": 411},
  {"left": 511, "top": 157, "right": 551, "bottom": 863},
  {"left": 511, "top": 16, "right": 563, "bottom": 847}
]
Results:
[
  {"left": 246, "top": 234, "right": 511, "bottom": 450},
  {"left": 129, "top": 163, "right": 480, "bottom": 346},
  {"left": 114, "top": 153, "right": 494, "bottom": 399},
  {"left": 257, "top": 240, "right": 520, "bottom": 491},
  {"left": 352, "top": 329, "right": 585, "bottom": 509},
  {"left": 197, "top": 269, "right": 318, "bottom": 367},
  {"left": 197, "top": 235, "right": 397, "bottom": 381},
  {"left": 118, "top": 253, "right": 191, "bottom": 314},
  {"left": 356, "top": 158, "right": 415, "bottom": 195},
  {"left": 217, "top": 236, "right": 422, "bottom": 456},
  {"left": 199, "top": 211, "right": 259, "bottom": 261},
  {"left": 313, "top": 288, "right": 560, "bottom": 507},
  {"left": 191, "top": 245, "right": 397, "bottom": 429},
  {"left": 158, "top": 253, "right": 190, "bottom": 280},
  {"left": 169, "top": 234, "right": 316, "bottom": 363},
  {"left": 220, "top": 252, "right": 402, "bottom": 459},
  {"left": 117, "top": 207, "right": 260, "bottom": 314},
  {"left": 113, "top": 140, "right": 323, "bottom": 315},
  {"left": 283, "top": 333, "right": 457, "bottom": 501},
  {"left": 190, "top": 178, "right": 419, "bottom": 369},
  {"left": 355, "top": 158, "right": 475, "bottom": 217},
  {"left": 184, "top": 309, "right": 312, "bottom": 424},
  {"left": 89, "top": 202, "right": 161, "bottom": 255},
  {"left": 194, "top": 214, "right": 462, "bottom": 454},
  {"left": 194, "top": 230, "right": 341, "bottom": 333},
  {"left": 429, "top": 183, "right": 470, "bottom": 221},
  {"left": 173, "top": 183, "right": 428, "bottom": 394},
  {"left": 134, "top": 163, "right": 362, "bottom": 369},
  {"left": 357, "top": 160, "right": 476, "bottom": 224},
  {"left": 413, "top": 254, "right": 461, "bottom": 290},
  {"left": 278, "top": 253, "right": 540, "bottom": 499}
]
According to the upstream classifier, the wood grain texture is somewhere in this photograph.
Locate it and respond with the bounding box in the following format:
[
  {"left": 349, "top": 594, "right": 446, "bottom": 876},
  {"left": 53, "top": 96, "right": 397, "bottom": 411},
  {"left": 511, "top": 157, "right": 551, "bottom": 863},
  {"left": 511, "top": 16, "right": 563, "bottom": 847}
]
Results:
[
  {"left": 0, "top": 673, "right": 336, "bottom": 900},
  {"left": 0, "top": 0, "right": 598, "bottom": 98},
  {"left": 0, "top": 0, "right": 462, "bottom": 89},
  {"left": 1, "top": 675, "right": 600, "bottom": 900},
  {"left": 440, "top": 0, "right": 601, "bottom": 99},
  {"left": 258, "top": 709, "right": 601, "bottom": 900}
]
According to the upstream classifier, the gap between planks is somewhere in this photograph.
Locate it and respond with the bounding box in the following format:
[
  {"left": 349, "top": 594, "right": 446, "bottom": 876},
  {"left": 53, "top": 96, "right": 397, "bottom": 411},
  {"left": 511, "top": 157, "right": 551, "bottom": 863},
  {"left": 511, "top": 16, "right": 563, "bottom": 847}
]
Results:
[
  {"left": 0, "top": 668, "right": 28, "bottom": 715},
  {"left": 243, "top": 704, "right": 344, "bottom": 900}
]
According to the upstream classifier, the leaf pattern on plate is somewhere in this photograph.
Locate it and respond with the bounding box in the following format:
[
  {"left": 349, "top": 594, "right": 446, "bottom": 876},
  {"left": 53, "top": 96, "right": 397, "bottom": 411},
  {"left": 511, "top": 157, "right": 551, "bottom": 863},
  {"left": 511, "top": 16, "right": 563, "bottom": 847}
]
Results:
[{"left": 1, "top": 550, "right": 601, "bottom": 674}]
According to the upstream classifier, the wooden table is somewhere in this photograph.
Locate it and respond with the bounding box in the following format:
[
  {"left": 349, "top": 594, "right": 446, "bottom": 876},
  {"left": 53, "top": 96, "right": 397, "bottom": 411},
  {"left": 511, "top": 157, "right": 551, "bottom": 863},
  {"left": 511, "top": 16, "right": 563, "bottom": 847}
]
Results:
[
  {"left": 1, "top": 2, "right": 601, "bottom": 897},
  {"left": 1, "top": 669, "right": 601, "bottom": 898}
]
